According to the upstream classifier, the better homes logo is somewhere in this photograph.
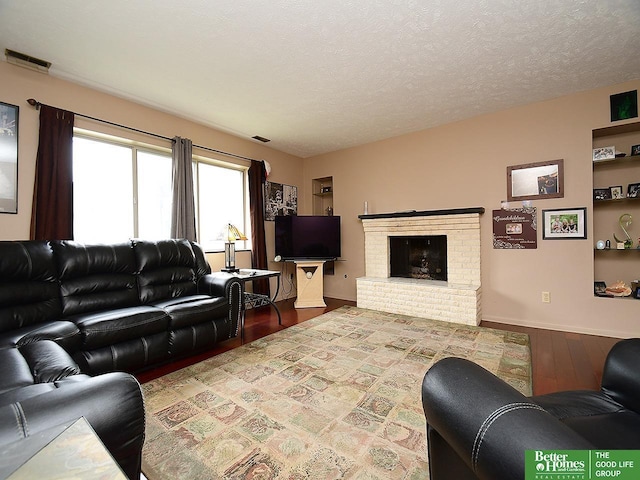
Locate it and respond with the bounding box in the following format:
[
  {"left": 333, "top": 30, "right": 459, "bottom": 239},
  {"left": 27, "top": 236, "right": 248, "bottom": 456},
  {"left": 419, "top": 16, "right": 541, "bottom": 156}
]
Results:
[
  {"left": 527, "top": 450, "right": 588, "bottom": 479},
  {"left": 532, "top": 451, "right": 587, "bottom": 478}
]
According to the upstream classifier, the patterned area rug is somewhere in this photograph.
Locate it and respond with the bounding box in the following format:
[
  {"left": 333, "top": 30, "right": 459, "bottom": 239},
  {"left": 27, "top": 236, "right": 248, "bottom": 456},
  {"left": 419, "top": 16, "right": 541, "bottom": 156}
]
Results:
[{"left": 141, "top": 306, "right": 531, "bottom": 479}]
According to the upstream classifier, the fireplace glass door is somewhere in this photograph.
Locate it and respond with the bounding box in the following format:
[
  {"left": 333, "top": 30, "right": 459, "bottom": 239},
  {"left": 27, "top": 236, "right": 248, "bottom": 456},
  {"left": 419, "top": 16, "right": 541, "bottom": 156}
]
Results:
[{"left": 389, "top": 235, "right": 447, "bottom": 281}]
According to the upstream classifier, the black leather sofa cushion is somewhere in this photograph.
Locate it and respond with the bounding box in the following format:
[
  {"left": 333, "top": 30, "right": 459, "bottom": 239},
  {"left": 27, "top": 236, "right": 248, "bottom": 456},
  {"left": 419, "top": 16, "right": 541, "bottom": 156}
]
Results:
[
  {"left": 68, "top": 306, "right": 169, "bottom": 350},
  {"left": 0, "top": 241, "right": 62, "bottom": 331},
  {"left": 154, "top": 295, "right": 228, "bottom": 329},
  {"left": 0, "top": 320, "right": 80, "bottom": 351},
  {"left": 52, "top": 241, "right": 139, "bottom": 317},
  {"left": 73, "top": 331, "right": 169, "bottom": 374},
  {"left": 134, "top": 239, "right": 199, "bottom": 303},
  {"left": 0, "top": 348, "right": 35, "bottom": 394},
  {"left": 0, "top": 341, "right": 79, "bottom": 394},
  {"left": 19, "top": 340, "right": 80, "bottom": 383}
]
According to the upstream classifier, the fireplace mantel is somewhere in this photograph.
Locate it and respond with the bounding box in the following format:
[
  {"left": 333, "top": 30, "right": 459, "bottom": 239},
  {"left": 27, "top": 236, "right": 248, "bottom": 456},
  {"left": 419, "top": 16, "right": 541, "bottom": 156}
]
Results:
[{"left": 358, "top": 207, "right": 484, "bottom": 220}]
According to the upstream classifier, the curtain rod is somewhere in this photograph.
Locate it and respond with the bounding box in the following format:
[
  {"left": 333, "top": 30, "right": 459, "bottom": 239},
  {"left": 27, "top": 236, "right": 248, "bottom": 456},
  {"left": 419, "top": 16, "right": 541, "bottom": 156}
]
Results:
[{"left": 26, "top": 98, "right": 262, "bottom": 163}]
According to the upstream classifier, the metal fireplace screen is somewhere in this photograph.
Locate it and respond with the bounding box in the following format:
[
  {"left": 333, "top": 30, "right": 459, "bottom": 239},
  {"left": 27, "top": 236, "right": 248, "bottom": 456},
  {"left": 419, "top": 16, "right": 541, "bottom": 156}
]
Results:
[{"left": 389, "top": 235, "right": 447, "bottom": 281}]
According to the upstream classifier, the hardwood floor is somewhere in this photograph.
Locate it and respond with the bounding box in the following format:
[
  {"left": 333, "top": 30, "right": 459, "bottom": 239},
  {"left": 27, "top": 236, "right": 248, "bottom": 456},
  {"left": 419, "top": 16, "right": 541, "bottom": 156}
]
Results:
[{"left": 137, "top": 298, "right": 621, "bottom": 397}]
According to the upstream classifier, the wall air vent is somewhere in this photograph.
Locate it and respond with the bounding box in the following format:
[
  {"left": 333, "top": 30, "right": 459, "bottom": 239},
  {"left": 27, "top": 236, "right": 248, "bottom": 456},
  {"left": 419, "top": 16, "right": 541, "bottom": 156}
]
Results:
[
  {"left": 5, "top": 49, "right": 51, "bottom": 74},
  {"left": 252, "top": 135, "right": 271, "bottom": 143}
]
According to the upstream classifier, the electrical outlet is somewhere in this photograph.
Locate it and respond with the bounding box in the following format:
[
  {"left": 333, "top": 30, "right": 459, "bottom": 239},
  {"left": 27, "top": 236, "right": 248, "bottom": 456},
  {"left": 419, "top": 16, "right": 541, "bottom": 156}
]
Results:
[{"left": 541, "top": 291, "right": 550, "bottom": 303}]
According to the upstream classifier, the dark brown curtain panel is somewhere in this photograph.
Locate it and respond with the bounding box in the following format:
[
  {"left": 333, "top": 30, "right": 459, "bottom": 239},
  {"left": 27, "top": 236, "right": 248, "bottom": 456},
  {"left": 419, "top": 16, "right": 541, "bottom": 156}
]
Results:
[
  {"left": 248, "top": 160, "right": 269, "bottom": 296},
  {"left": 30, "top": 105, "right": 75, "bottom": 240}
]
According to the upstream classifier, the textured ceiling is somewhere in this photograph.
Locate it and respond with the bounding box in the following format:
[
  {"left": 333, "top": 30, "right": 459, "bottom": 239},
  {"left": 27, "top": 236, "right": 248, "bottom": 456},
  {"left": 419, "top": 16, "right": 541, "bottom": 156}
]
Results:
[{"left": 1, "top": 1, "right": 639, "bottom": 158}]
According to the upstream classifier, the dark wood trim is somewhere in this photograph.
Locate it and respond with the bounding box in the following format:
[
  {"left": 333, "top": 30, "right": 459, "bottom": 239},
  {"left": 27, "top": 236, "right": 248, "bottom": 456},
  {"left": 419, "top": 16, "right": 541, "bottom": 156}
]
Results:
[{"left": 358, "top": 207, "right": 484, "bottom": 220}]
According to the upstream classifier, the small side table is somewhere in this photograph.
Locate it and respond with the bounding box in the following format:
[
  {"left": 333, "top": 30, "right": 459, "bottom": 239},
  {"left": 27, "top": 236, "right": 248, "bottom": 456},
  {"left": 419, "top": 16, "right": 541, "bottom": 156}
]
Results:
[{"left": 230, "top": 269, "right": 281, "bottom": 341}]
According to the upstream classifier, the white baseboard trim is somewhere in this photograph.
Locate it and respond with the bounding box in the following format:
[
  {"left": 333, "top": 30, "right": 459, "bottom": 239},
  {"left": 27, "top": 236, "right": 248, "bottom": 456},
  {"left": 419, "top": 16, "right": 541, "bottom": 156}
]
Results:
[{"left": 481, "top": 315, "right": 626, "bottom": 339}]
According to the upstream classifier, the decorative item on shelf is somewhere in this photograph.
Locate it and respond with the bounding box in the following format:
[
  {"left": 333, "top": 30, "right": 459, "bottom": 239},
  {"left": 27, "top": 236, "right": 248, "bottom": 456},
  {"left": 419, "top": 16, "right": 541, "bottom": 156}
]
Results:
[
  {"left": 326, "top": 206, "right": 333, "bottom": 216},
  {"left": 632, "top": 144, "right": 640, "bottom": 156},
  {"left": 615, "top": 149, "right": 626, "bottom": 158},
  {"left": 594, "top": 281, "right": 610, "bottom": 297},
  {"left": 611, "top": 185, "right": 624, "bottom": 199},
  {"left": 596, "top": 240, "right": 605, "bottom": 250},
  {"left": 593, "top": 188, "right": 612, "bottom": 201},
  {"left": 320, "top": 186, "right": 332, "bottom": 194},
  {"left": 628, "top": 183, "right": 640, "bottom": 198},
  {"left": 605, "top": 280, "right": 632, "bottom": 297},
  {"left": 363, "top": 201, "right": 368, "bottom": 215},
  {"left": 613, "top": 213, "right": 633, "bottom": 249},
  {"left": 593, "top": 146, "right": 615, "bottom": 162},
  {"left": 605, "top": 239, "right": 611, "bottom": 249},
  {"left": 222, "top": 223, "right": 247, "bottom": 272}
]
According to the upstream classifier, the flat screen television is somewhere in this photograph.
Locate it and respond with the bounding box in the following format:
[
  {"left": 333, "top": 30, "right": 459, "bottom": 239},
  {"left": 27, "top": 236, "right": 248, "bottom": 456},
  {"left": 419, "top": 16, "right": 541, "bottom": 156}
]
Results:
[{"left": 275, "top": 215, "right": 341, "bottom": 260}]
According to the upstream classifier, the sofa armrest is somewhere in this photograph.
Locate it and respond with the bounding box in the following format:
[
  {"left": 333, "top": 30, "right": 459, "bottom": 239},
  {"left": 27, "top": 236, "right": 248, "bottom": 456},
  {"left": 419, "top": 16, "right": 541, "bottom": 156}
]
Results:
[
  {"left": 601, "top": 338, "right": 640, "bottom": 414},
  {"left": 198, "top": 272, "right": 243, "bottom": 337},
  {"left": 422, "top": 357, "right": 593, "bottom": 480},
  {"left": 0, "top": 372, "right": 145, "bottom": 480}
]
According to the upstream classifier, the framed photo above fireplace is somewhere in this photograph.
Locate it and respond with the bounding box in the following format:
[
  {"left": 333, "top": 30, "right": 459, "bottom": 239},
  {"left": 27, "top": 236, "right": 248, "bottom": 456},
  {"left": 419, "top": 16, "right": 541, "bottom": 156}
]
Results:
[
  {"left": 542, "top": 207, "right": 587, "bottom": 240},
  {"left": 507, "top": 159, "right": 564, "bottom": 202}
]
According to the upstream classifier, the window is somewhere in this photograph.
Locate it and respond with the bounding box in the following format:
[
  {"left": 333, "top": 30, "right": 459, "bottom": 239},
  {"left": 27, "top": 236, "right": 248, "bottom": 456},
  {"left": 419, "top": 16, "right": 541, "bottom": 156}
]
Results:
[
  {"left": 72, "top": 133, "right": 248, "bottom": 251},
  {"left": 195, "top": 160, "right": 247, "bottom": 252}
]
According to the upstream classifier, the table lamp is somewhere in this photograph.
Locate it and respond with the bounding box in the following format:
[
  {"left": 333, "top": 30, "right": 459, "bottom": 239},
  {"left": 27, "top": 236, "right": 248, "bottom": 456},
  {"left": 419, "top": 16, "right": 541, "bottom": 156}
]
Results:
[{"left": 222, "top": 223, "right": 247, "bottom": 272}]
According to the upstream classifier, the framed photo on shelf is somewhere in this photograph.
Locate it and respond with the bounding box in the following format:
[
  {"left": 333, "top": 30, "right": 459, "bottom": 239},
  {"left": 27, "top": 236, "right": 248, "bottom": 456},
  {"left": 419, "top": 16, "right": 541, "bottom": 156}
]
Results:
[
  {"left": 632, "top": 144, "right": 640, "bottom": 156},
  {"left": 592, "top": 146, "right": 615, "bottom": 162},
  {"left": 593, "top": 188, "right": 611, "bottom": 201},
  {"left": 628, "top": 183, "right": 640, "bottom": 198},
  {"left": 594, "top": 281, "right": 612, "bottom": 297},
  {"left": 610, "top": 185, "right": 624, "bottom": 199},
  {"left": 542, "top": 207, "right": 587, "bottom": 240}
]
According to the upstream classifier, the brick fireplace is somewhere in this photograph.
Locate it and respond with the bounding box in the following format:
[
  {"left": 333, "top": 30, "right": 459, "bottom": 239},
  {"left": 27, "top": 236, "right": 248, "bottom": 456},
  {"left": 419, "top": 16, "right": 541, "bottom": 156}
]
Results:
[{"left": 356, "top": 208, "right": 484, "bottom": 325}]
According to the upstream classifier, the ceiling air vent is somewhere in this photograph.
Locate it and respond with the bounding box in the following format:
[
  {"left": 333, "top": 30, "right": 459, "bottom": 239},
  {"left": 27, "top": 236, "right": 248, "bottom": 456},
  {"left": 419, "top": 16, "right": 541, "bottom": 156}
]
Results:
[
  {"left": 5, "top": 49, "right": 51, "bottom": 74},
  {"left": 252, "top": 135, "right": 271, "bottom": 143}
]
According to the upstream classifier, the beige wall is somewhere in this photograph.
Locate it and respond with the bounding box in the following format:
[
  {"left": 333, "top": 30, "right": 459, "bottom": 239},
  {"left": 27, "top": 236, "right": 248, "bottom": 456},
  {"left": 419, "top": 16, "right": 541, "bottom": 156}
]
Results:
[
  {"left": 305, "top": 79, "right": 640, "bottom": 338},
  {"left": 0, "top": 61, "right": 303, "bottom": 292},
  {"left": 2, "top": 59, "right": 639, "bottom": 337}
]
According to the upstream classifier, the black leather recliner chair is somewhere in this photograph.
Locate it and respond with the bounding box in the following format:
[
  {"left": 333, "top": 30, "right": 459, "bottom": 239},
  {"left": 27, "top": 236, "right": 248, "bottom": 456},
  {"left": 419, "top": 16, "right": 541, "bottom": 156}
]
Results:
[{"left": 421, "top": 338, "right": 640, "bottom": 480}]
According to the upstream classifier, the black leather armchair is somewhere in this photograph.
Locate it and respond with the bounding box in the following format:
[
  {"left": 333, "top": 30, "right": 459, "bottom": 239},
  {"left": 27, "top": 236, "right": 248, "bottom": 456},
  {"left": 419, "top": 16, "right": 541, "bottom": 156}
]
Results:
[{"left": 421, "top": 338, "right": 640, "bottom": 480}]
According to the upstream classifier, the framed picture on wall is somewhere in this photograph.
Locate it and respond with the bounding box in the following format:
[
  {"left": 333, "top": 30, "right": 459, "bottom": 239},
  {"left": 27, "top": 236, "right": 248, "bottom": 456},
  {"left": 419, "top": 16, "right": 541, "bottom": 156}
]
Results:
[
  {"left": 507, "top": 159, "right": 564, "bottom": 202},
  {"left": 0, "top": 101, "right": 19, "bottom": 214},
  {"left": 264, "top": 181, "right": 298, "bottom": 221},
  {"left": 542, "top": 207, "right": 587, "bottom": 240}
]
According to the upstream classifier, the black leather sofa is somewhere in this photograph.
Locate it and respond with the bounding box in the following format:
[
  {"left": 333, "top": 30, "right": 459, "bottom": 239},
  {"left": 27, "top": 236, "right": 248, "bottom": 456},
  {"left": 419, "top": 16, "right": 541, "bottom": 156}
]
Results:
[
  {"left": 0, "top": 238, "right": 243, "bottom": 478},
  {"left": 421, "top": 338, "right": 640, "bottom": 480}
]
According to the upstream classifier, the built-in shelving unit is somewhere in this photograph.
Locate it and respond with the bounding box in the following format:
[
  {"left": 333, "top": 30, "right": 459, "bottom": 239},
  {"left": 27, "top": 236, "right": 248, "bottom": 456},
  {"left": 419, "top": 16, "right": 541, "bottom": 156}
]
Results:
[
  {"left": 312, "top": 176, "right": 335, "bottom": 275},
  {"left": 312, "top": 176, "right": 333, "bottom": 216},
  {"left": 592, "top": 122, "right": 640, "bottom": 297}
]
